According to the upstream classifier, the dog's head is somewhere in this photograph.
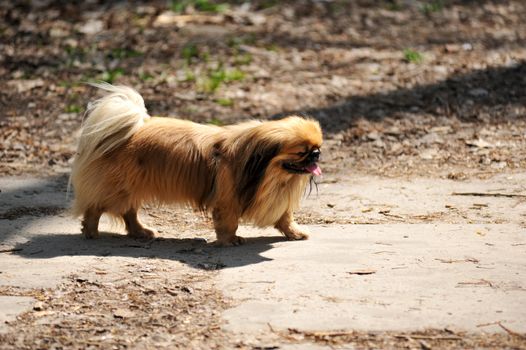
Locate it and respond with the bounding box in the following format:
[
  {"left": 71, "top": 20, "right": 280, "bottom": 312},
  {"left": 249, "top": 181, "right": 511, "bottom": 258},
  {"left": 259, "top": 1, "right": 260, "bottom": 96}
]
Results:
[
  {"left": 234, "top": 116, "right": 323, "bottom": 213},
  {"left": 276, "top": 118, "right": 322, "bottom": 177}
]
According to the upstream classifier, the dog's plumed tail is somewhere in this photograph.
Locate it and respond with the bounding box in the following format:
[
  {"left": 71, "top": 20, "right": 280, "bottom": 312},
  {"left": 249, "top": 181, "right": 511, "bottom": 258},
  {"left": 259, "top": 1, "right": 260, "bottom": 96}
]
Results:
[
  {"left": 77, "top": 83, "right": 149, "bottom": 160},
  {"left": 70, "top": 83, "right": 150, "bottom": 216}
]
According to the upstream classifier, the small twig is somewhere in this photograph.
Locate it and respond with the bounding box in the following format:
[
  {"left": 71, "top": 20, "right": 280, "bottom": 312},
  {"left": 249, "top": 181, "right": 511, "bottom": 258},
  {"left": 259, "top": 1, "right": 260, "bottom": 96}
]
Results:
[
  {"left": 238, "top": 281, "right": 275, "bottom": 284},
  {"left": 452, "top": 192, "right": 526, "bottom": 198},
  {"left": 393, "top": 334, "right": 462, "bottom": 341},
  {"left": 0, "top": 248, "right": 23, "bottom": 253},
  {"left": 373, "top": 250, "right": 395, "bottom": 255},
  {"left": 267, "top": 323, "right": 277, "bottom": 333},
  {"left": 498, "top": 322, "right": 526, "bottom": 339},
  {"left": 435, "top": 258, "right": 479, "bottom": 264},
  {"left": 288, "top": 328, "right": 356, "bottom": 338},
  {"left": 378, "top": 210, "right": 405, "bottom": 219},
  {"left": 512, "top": 198, "right": 526, "bottom": 208},
  {"left": 348, "top": 269, "right": 376, "bottom": 275},
  {"left": 305, "top": 330, "right": 357, "bottom": 337},
  {"left": 457, "top": 279, "right": 495, "bottom": 288},
  {"left": 374, "top": 242, "right": 393, "bottom": 246},
  {"left": 476, "top": 321, "right": 501, "bottom": 327}
]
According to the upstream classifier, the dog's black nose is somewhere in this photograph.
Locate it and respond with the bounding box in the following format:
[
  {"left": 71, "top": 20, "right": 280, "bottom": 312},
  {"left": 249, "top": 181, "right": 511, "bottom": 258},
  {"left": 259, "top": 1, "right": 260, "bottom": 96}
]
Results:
[{"left": 308, "top": 149, "right": 320, "bottom": 161}]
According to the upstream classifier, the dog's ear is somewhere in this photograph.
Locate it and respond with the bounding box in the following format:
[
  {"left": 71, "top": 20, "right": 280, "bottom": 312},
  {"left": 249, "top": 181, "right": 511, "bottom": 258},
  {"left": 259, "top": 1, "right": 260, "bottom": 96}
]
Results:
[{"left": 237, "top": 141, "right": 281, "bottom": 212}]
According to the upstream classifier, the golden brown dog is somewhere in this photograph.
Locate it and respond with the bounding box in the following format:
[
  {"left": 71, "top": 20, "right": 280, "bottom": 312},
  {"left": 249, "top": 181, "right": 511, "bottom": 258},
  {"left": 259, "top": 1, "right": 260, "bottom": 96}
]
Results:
[{"left": 71, "top": 83, "right": 323, "bottom": 246}]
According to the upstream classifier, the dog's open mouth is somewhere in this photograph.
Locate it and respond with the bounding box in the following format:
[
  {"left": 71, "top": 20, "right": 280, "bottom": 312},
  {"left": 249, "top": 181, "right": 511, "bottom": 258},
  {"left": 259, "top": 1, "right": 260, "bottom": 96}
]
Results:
[{"left": 283, "top": 162, "right": 322, "bottom": 176}]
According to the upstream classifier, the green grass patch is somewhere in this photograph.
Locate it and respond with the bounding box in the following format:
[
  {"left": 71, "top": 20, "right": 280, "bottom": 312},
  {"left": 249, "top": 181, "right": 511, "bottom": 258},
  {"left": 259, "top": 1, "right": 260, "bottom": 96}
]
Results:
[
  {"left": 64, "top": 45, "right": 86, "bottom": 66},
  {"left": 182, "top": 43, "right": 200, "bottom": 64},
  {"left": 227, "top": 34, "right": 257, "bottom": 48},
  {"left": 100, "top": 68, "right": 124, "bottom": 84},
  {"left": 255, "top": 0, "right": 279, "bottom": 10},
  {"left": 199, "top": 76, "right": 221, "bottom": 94},
  {"left": 234, "top": 53, "right": 252, "bottom": 66},
  {"left": 65, "top": 104, "right": 82, "bottom": 113},
  {"left": 138, "top": 71, "right": 154, "bottom": 81},
  {"left": 170, "top": 0, "right": 228, "bottom": 13},
  {"left": 266, "top": 43, "right": 280, "bottom": 52},
  {"left": 198, "top": 67, "right": 245, "bottom": 93},
  {"left": 215, "top": 98, "right": 233, "bottom": 107},
  {"left": 184, "top": 69, "right": 196, "bottom": 82},
  {"left": 208, "top": 117, "right": 224, "bottom": 126},
  {"left": 403, "top": 49, "right": 424, "bottom": 64},
  {"left": 421, "top": 0, "right": 444, "bottom": 14},
  {"left": 386, "top": 2, "right": 402, "bottom": 11},
  {"left": 109, "top": 48, "right": 143, "bottom": 60},
  {"left": 224, "top": 69, "right": 245, "bottom": 81}
]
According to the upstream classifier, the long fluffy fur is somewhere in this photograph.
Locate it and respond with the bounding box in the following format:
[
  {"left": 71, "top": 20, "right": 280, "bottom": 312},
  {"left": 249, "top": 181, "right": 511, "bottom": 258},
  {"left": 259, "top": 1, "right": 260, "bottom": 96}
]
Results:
[{"left": 70, "top": 84, "right": 322, "bottom": 242}]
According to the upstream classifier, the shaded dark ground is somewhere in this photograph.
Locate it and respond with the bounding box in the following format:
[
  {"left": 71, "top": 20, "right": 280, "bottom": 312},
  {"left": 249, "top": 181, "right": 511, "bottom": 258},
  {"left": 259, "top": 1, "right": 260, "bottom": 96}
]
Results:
[{"left": 1, "top": 0, "right": 525, "bottom": 177}]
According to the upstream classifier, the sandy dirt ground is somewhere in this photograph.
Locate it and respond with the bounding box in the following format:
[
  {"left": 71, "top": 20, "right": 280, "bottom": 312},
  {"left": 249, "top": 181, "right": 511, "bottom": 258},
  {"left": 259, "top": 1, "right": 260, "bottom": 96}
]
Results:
[{"left": 0, "top": 172, "right": 525, "bottom": 349}]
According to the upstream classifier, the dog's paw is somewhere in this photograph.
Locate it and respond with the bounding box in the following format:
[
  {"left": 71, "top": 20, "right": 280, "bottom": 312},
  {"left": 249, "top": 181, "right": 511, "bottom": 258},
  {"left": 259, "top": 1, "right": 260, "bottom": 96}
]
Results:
[
  {"left": 214, "top": 235, "right": 247, "bottom": 247},
  {"left": 82, "top": 227, "right": 99, "bottom": 239},
  {"left": 128, "top": 227, "right": 155, "bottom": 240},
  {"left": 284, "top": 230, "right": 309, "bottom": 241}
]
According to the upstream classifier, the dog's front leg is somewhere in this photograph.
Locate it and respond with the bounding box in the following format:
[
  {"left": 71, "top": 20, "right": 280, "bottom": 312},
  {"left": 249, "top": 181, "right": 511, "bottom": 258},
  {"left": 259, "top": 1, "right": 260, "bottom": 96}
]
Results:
[
  {"left": 212, "top": 206, "right": 245, "bottom": 246},
  {"left": 275, "top": 210, "right": 309, "bottom": 240}
]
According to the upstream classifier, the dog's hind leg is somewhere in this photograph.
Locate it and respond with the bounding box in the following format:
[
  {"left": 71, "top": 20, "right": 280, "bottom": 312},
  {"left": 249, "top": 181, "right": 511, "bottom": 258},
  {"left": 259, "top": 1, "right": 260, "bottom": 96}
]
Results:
[
  {"left": 122, "top": 208, "right": 155, "bottom": 240},
  {"left": 81, "top": 207, "right": 103, "bottom": 239}
]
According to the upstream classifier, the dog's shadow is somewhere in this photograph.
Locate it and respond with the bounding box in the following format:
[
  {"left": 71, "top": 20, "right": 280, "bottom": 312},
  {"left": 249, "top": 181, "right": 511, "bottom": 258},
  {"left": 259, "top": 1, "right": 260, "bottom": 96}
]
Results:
[{"left": 13, "top": 232, "right": 285, "bottom": 270}]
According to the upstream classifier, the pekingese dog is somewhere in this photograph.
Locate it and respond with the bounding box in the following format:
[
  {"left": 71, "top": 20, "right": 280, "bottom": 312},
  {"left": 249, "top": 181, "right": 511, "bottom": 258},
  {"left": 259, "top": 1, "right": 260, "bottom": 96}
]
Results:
[{"left": 71, "top": 83, "right": 322, "bottom": 246}]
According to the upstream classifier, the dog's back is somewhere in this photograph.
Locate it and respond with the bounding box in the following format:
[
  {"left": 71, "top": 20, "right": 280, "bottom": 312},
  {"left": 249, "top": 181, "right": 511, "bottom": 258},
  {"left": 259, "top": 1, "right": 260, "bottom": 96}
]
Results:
[{"left": 70, "top": 84, "right": 222, "bottom": 218}]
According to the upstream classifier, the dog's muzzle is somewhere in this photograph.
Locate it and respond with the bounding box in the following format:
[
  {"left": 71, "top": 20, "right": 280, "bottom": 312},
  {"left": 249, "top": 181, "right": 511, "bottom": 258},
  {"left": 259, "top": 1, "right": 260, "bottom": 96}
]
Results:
[{"left": 282, "top": 148, "right": 322, "bottom": 176}]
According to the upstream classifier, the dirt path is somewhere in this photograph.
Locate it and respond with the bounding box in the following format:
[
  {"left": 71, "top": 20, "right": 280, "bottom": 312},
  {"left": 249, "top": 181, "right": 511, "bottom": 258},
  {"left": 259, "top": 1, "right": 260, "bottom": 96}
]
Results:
[{"left": 0, "top": 172, "right": 525, "bottom": 349}]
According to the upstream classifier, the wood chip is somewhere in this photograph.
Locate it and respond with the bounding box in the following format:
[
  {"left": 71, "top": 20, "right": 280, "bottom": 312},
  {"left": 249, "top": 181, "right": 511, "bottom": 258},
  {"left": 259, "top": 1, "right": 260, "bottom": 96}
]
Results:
[
  {"left": 113, "top": 309, "right": 135, "bottom": 318},
  {"left": 420, "top": 339, "right": 432, "bottom": 350},
  {"left": 33, "top": 301, "right": 45, "bottom": 311},
  {"left": 472, "top": 203, "right": 488, "bottom": 207},
  {"left": 347, "top": 269, "right": 376, "bottom": 275}
]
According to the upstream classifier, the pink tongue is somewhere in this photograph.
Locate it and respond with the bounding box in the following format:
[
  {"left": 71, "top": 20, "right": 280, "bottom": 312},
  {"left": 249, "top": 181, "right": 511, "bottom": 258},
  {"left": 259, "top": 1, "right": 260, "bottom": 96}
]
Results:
[{"left": 305, "top": 163, "right": 322, "bottom": 176}]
